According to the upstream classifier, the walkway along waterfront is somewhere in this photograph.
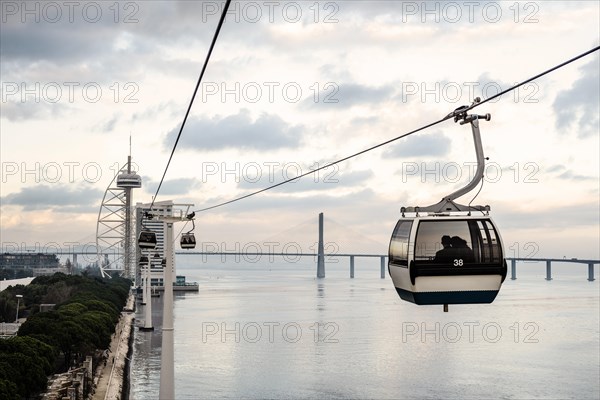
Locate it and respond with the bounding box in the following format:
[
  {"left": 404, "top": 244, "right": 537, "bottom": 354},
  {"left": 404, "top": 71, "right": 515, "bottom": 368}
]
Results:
[{"left": 92, "top": 293, "right": 135, "bottom": 400}]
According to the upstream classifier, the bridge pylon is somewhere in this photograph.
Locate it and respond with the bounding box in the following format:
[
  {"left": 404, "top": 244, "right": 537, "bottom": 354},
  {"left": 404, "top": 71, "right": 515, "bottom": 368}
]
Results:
[{"left": 317, "top": 212, "right": 325, "bottom": 278}]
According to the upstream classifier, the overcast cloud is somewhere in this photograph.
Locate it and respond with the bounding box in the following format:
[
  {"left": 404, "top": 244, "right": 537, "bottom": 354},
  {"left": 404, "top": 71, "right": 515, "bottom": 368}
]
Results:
[
  {"left": 383, "top": 132, "right": 451, "bottom": 158},
  {"left": 2, "top": 185, "right": 103, "bottom": 211},
  {"left": 553, "top": 56, "right": 600, "bottom": 138},
  {"left": 144, "top": 177, "right": 201, "bottom": 196},
  {"left": 164, "top": 109, "right": 304, "bottom": 151},
  {"left": 0, "top": 1, "right": 598, "bottom": 258}
]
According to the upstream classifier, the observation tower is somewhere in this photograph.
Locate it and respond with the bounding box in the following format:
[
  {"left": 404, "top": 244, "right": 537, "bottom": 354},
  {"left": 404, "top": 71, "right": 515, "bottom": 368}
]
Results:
[{"left": 96, "top": 151, "right": 141, "bottom": 278}]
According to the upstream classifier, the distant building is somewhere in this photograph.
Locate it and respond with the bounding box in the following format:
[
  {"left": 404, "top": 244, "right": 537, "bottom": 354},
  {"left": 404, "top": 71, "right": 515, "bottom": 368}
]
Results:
[
  {"left": 0, "top": 253, "right": 66, "bottom": 279},
  {"left": 1, "top": 253, "right": 60, "bottom": 268}
]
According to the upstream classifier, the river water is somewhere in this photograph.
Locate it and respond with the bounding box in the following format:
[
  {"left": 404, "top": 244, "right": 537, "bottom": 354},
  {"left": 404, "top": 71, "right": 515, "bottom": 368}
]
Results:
[{"left": 129, "top": 256, "right": 599, "bottom": 399}]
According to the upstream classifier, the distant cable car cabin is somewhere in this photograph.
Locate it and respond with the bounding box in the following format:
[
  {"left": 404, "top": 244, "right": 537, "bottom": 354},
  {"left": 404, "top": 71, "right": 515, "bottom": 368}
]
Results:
[
  {"left": 180, "top": 212, "right": 196, "bottom": 250},
  {"left": 388, "top": 99, "right": 507, "bottom": 310},
  {"left": 138, "top": 230, "right": 157, "bottom": 249},
  {"left": 180, "top": 233, "right": 196, "bottom": 249}
]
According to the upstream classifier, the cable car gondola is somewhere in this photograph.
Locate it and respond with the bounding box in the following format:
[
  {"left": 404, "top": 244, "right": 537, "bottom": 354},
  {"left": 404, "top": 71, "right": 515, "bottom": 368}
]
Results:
[
  {"left": 180, "top": 212, "right": 196, "bottom": 250},
  {"left": 388, "top": 100, "right": 507, "bottom": 309},
  {"left": 138, "top": 230, "right": 157, "bottom": 249},
  {"left": 389, "top": 211, "right": 507, "bottom": 305},
  {"left": 181, "top": 233, "right": 196, "bottom": 249}
]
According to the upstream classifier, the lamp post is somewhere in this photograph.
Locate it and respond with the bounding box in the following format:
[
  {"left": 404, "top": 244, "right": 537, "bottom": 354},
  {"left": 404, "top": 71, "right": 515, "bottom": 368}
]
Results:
[{"left": 15, "top": 294, "right": 23, "bottom": 323}]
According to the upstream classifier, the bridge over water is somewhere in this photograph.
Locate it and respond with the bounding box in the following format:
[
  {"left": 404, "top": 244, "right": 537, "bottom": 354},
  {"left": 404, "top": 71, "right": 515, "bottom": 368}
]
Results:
[
  {"left": 176, "top": 251, "right": 598, "bottom": 282},
  {"left": 5, "top": 250, "right": 597, "bottom": 282},
  {"left": 3, "top": 214, "right": 598, "bottom": 281}
]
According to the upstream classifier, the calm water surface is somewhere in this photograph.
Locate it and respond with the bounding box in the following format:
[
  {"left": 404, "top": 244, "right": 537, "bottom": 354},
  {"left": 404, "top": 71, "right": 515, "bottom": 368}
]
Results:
[{"left": 129, "top": 257, "right": 599, "bottom": 399}]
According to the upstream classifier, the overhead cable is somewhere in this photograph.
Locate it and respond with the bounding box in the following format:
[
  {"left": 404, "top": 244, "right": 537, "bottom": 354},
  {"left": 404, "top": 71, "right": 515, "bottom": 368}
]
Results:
[
  {"left": 194, "top": 45, "right": 599, "bottom": 213},
  {"left": 149, "top": 0, "right": 232, "bottom": 210}
]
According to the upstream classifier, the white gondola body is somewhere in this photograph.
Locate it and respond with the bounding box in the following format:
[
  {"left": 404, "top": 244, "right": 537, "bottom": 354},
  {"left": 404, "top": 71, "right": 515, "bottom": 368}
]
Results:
[{"left": 388, "top": 215, "right": 507, "bottom": 305}]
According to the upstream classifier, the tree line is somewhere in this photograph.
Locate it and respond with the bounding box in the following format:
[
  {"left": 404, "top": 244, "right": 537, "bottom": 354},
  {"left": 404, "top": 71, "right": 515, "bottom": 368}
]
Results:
[{"left": 0, "top": 273, "right": 131, "bottom": 399}]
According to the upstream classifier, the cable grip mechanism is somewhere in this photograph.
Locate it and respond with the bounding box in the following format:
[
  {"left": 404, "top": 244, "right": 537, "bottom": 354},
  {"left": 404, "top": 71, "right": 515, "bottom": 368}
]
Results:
[{"left": 449, "top": 97, "right": 492, "bottom": 125}]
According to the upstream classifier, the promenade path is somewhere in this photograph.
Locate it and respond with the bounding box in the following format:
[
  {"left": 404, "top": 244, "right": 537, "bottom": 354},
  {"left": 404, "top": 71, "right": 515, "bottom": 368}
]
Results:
[{"left": 93, "top": 293, "right": 135, "bottom": 400}]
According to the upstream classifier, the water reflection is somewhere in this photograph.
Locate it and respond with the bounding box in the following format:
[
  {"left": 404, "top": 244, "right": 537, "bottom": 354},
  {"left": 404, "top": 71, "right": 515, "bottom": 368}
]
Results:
[
  {"left": 128, "top": 259, "right": 599, "bottom": 399},
  {"left": 316, "top": 282, "right": 326, "bottom": 312}
]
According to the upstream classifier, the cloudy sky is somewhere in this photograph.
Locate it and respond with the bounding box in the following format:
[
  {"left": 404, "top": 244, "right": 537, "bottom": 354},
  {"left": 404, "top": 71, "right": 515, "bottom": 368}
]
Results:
[{"left": 1, "top": 1, "right": 599, "bottom": 261}]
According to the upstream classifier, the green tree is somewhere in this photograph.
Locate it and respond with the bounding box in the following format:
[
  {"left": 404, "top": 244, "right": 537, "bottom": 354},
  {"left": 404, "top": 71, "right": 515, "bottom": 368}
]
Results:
[
  {"left": 8, "top": 272, "right": 132, "bottom": 384},
  {"left": 0, "top": 378, "right": 19, "bottom": 400},
  {"left": 0, "top": 336, "right": 56, "bottom": 398}
]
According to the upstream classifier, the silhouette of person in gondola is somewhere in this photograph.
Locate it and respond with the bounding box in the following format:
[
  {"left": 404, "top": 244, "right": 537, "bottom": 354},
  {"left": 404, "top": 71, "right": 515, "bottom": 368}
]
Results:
[
  {"left": 434, "top": 235, "right": 454, "bottom": 262},
  {"left": 451, "top": 236, "right": 475, "bottom": 263}
]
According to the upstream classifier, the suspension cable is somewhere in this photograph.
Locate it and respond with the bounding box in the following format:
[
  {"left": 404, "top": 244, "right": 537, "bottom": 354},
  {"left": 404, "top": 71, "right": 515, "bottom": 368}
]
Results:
[
  {"left": 149, "top": 0, "right": 231, "bottom": 211},
  {"left": 193, "top": 45, "right": 599, "bottom": 213},
  {"left": 195, "top": 115, "right": 451, "bottom": 212},
  {"left": 462, "top": 45, "right": 599, "bottom": 114}
]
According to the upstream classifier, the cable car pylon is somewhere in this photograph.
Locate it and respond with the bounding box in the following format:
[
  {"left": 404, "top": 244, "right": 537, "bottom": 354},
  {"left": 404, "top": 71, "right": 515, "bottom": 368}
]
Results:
[
  {"left": 388, "top": 98, "right": 508, "bottom": 312},
  {"left": 136, "top": 204, "right": 195, "bottom": 400}
]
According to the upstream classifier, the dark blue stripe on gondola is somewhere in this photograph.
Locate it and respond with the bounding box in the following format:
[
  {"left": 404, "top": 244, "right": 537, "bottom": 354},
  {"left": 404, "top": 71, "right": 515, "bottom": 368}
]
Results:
[{"left": 395, "top": 287, "right": 499, "bottom": 305}]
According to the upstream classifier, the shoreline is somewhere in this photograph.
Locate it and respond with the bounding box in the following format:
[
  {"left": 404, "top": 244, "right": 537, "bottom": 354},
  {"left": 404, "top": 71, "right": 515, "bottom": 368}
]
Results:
[
  {"left": 92, "top": 292, "right": 135, "bottom": 400},
  {"left": 123, "top": 308, "right": 136, "bottom": 400}
]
